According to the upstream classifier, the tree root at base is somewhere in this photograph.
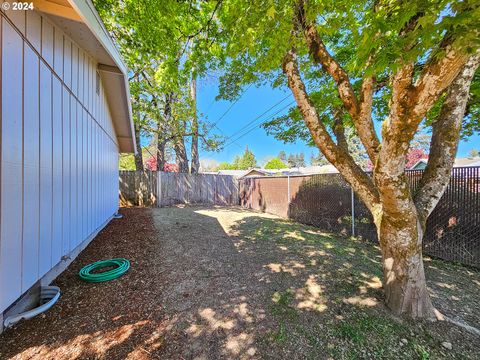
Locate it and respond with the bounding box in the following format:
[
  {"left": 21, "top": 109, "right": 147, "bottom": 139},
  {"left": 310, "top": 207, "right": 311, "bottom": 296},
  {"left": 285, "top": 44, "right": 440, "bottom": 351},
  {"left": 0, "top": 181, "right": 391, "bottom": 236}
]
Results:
[{"left": 434, "top": 308, "right": 480, "bottom": 337}]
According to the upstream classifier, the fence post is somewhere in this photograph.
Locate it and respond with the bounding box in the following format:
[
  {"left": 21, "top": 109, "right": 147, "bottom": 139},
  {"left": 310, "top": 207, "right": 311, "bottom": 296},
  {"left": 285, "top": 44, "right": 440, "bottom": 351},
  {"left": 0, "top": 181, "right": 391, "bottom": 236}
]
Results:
[
  {"left": 287, "top": 175, "right": 291, "bottom": 204},
  {"left": 157, "top": 171, "right": 162, "bottom": 207},
  {"left": 351, "top": 187, "right": 355, "bottom": 237},
  {"left": 214, "top": 175, "right": 218, "bottom": 205}
]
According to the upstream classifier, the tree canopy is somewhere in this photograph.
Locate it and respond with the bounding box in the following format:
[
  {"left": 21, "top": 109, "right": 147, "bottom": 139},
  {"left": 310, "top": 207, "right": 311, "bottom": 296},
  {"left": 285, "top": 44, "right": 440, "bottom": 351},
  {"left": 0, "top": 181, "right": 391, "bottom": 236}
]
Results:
[
  {"left": 211, "top": 0, "right": 480, "bottom": 319},
  {"left": 94, "top": 0, "right": 224, "bottom": 171},
  {"left": 214, "top": 0, "right": 479, "bottom": 141},
  {"left": 216, "top": 147, "right": 258, "bottom": 170},
  {"left": 265, "top": 157, "right": 288, "bottom": 169},
  {"left": 95, "top": 0, "right": 480, "bottom": 319}
]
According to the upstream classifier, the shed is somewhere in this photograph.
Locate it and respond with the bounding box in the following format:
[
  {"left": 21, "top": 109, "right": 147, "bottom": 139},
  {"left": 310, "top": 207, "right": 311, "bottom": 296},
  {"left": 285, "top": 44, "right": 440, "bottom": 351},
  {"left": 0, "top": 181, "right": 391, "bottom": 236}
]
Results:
[{"left": 0, "top": 0, "right": 135, "bottom": 329}]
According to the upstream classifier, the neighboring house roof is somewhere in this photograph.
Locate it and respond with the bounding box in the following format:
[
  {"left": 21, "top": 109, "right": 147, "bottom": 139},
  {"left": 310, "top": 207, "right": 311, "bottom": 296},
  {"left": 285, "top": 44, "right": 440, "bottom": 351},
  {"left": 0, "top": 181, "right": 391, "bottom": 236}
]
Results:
[
  {"left": 201, "top": 170, "right": 250, "bottom": 177},
  {"left": 408, "top": 157, "right": 480, "bottom": 170},
  {"left": 237, "top": 165, "right": 340, "bottom": 178},
  {"left": 34, "top": 0, "right": 135, "bottom": 153},
  {"left": 264, "top": 165, "right": 339, "bottom": 176},
  {"left": 296, "top": 165, "right": 339, "bottom": 174},
  {"left": 409, "top": 159, "right": 428, "bottom": 170},
  {"left": 240, "top": 169, "right": 273, "bottom": 178},
  {"left": 202, "top": 169, "right": 277, "bottom": 178},
  {"left": 454, "top": 157, "right": 480, "bottom": 167},
  {"left": 205, "top": 159, "right": 480, "bottom": 178},
  {"left": 217, "top": 170, "right": 250, "bottom": 177}
]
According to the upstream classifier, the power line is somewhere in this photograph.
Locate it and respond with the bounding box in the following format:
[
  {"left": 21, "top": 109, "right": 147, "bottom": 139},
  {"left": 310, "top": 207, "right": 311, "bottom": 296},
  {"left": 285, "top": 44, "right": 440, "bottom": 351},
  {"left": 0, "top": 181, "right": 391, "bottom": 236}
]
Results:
[
  {"left": 212, "top": 124, "right": 243, "bottom": 150},
  {"left": 203, "top": 84, "right": 253, "bottom": 150},
  {"left": 222, "top": 100, "right": 296, "bottom": 149},
  {"left": 205, "top": 98, "right": 216, "bottom": 113},
  {"left": 208, "top": 84, "right": 253, "bottom": 131},
  {"left": 225, "top": 93, "right": 292, "bottom": 140},
  {"left": 205, "top": 90, "right": 294, "bottom": 152},
  {"left": 226, "top": 99, "right": 295, "bottom": 142},
  {"left": 225, "top": 101, "right": 295, "bottom": 145}
]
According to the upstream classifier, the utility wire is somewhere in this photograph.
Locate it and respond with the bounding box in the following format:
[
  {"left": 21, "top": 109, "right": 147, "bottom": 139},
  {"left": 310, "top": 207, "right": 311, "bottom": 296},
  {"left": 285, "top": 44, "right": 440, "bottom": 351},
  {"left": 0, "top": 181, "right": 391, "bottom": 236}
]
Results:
[
  {"left": 207, "top": 83, "right": 253, "bottom": 131},
  {"left": 203, "top": 84, "right": 253, "bottom": 149},
  {"left": 225, "top": 100, "right": 295, "bottom": 144},
  {"left": 225, "top": 93, "right": 292, "bottom": 140},
  {"left": 206, "top": 90, "right": 293, "bottom": 151},
  {"left": 222, "top": 100, "right": 296, "bottom": 149},
  {"left": 212, "top": 124, "right": 243, "bottom": 149}
]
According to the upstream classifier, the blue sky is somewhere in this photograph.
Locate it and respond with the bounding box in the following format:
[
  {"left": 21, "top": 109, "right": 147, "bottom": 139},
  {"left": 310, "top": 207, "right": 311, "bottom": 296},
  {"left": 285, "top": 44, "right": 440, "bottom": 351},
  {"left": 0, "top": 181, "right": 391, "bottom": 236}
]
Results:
[
  {"left": 168, "top": 80, "right": 479, "bottom": 166},
  {"left": 196, "top": 81, "right": 311, "bottom": 165}
]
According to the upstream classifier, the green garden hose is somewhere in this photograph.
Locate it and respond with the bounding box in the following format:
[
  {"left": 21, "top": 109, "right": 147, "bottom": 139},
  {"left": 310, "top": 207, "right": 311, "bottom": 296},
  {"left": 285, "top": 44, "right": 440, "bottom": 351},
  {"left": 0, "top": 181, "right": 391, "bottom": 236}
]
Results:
[{"left": 79, "top": 258, "right": 130, "bottom": 282}]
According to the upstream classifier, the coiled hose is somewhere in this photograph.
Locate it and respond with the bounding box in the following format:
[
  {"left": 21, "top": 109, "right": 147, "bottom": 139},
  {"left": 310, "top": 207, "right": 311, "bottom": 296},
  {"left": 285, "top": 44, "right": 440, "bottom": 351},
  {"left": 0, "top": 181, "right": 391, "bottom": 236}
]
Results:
[{"left": 79, "top": 258, "right": 130, "bottom": 282}]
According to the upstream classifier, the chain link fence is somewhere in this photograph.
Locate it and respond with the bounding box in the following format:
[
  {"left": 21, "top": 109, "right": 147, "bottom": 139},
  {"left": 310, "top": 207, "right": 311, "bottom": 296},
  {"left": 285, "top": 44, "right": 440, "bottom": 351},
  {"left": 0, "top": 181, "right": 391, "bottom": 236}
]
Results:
[{"left": 239, "top": 167, "right": 480, "bottom": 268}]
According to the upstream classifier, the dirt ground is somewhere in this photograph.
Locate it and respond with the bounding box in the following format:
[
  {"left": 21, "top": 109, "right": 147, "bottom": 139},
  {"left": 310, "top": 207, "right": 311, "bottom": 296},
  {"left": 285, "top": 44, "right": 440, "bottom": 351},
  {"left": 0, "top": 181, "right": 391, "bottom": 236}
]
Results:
[{"left": 0, "top": 206, "right": 479, "bottom": 359}]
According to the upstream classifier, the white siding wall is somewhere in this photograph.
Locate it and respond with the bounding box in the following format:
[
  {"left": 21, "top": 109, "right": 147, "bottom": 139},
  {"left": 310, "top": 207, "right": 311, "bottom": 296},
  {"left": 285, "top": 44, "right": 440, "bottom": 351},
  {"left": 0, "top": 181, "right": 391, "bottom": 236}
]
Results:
[{"left": 0, "top": 9, "right": 120, "bottom": 313}]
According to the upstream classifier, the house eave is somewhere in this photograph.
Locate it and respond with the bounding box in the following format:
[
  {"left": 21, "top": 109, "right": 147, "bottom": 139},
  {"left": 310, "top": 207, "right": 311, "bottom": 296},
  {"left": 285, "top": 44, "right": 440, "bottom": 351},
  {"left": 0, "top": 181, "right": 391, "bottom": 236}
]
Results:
[{"left": 32, "top": 0, "right": 136, "bottom": 153}]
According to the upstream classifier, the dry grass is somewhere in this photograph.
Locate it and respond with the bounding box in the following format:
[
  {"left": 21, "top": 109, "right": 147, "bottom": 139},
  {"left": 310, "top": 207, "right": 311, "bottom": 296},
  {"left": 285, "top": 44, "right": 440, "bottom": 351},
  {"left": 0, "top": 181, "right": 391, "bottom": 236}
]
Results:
[{"left": 0, "top": 206, "right": 478, "bottom": 359}]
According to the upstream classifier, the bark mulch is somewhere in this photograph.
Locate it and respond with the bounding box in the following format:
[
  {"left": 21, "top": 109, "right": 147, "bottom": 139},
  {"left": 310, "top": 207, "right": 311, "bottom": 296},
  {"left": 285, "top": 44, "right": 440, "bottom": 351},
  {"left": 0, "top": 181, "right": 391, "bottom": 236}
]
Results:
[{"left": 0, "top": 206, "right": 478, "bottom": 359}]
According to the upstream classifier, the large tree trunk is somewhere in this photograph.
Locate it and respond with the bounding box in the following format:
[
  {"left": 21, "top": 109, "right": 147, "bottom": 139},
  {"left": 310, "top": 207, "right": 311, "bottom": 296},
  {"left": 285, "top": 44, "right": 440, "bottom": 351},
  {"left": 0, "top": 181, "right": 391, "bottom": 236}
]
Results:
[
  {"left": 133, "top": 75, "right": 144, "bottom": 171},
  {"left": 174, "top": 138, "right": 189, "bottom": 173},
  {"left": 134, "top": 120, "right": 144, "bottom": 171},
  {"left": 190, "top": 75, "right": 200, "bottom": 174},
  {"left": 283, "top": 4, "right": 479, "bottom": 319},
  {"left": 375, "top": 53, "right": 479, "bottom": 319},
  {"left": 156, "top": 137, "right": 166, "bottom": 172},
  {"left": 159, "top": 93, "right": 174, "bottom": 172},
  {"left": 134, "top": 119, "right": 145, "bottom": 206},
  {"left": 377, "top": 215, "right": 435, "bottom": 319}
]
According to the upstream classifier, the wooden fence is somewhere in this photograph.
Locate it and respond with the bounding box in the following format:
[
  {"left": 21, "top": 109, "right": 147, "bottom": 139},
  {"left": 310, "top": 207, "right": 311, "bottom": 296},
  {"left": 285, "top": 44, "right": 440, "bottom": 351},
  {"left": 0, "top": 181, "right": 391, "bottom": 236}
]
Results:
[
  {"left": 119, "top": 171, "right": 239, "bottom": 207},
  {"left": 119, "top": 171, "right": 158, "bottom": 207}
]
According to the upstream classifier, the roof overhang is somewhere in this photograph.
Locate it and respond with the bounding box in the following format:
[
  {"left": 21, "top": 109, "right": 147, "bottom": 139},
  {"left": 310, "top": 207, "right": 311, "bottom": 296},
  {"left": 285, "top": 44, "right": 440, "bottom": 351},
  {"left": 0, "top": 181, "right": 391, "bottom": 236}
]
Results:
[{"left": 32, "top": 0, "right": 136, "bottom": 153}]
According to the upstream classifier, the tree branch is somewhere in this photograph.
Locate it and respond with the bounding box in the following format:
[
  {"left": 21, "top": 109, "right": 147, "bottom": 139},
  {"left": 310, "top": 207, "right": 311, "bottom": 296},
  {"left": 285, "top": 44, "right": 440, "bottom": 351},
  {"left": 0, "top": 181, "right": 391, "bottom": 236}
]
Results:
[
  {"left": 411, "top": 42, "right": 469, "bottom": 123},
  {"left": 332, "top": 108, "right": 348, "bottom": 150},
  {"left": 414, "top": 51, "right": 480, "bottom": 224},
  {"left": 377, "top": 39, "right": 471, "bottom": 195},
  {"left": 386, "top": 36, "right": 469, "bottom": 147},
  {"left": 179, "top": 0, "right": 222, "bottom": 41},
  {"left": 283, "top": 49, "right": 380, "bottom": 211},
  {"left": 303, "top": 24, "right": 359, "bottom": 117},
  {"left": 369, "top": 61, "right": 417, "bottom": 219},
  {"left": 299, "top": 19, "right": 380, "bottom": 162},
  {"left": 358, "top": 75, "right": 380, "bottom": 161}
]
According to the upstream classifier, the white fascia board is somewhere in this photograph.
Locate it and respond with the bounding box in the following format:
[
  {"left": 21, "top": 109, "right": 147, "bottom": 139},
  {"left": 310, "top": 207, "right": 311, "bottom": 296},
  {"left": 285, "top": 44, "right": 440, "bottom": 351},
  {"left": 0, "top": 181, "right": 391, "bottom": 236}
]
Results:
[{"left": 67, "top": 0, "right": 136, "bottom": 153}]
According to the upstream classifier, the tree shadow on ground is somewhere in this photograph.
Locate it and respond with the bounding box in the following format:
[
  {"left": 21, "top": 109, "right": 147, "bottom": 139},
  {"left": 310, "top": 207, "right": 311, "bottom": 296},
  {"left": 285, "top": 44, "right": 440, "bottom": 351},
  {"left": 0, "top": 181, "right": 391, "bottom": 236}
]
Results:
[
  {"left": 0, "top": 206, "right": 478, "bottom": 359},
  {"left": 225, "top": 212, "right": 480, "bottom": 359}
]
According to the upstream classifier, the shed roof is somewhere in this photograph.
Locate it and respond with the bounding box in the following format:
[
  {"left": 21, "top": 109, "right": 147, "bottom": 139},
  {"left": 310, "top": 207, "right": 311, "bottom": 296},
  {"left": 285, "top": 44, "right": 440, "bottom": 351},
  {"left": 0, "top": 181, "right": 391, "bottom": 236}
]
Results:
[
  {"left": 33, "top": 0, "right": 136, "bottom": 153},
  {"left": 454, "top": 157, "right": 480, "bottom": 167}
]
